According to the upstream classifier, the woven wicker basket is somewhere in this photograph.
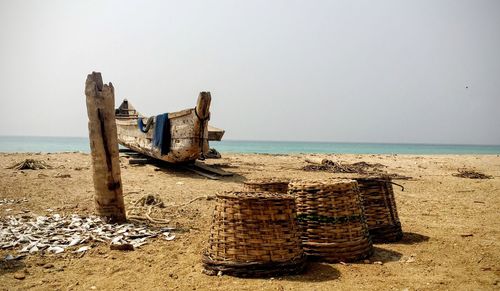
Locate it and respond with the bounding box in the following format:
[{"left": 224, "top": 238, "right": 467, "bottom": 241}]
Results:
[
  {"left": 243, "top": 178, "right": 290, "bottom": 193},
  {"left": 202, "top": 191, "right": 306, "bottom": 277},
  {"left": 353, "top": 176, "right": 403, "bottom": 243},
  {"left": 289, "top": 179, "right": 373, "bottom": 262}
]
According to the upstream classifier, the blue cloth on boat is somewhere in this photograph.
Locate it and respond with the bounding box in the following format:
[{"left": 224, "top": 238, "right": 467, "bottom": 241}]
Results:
[
  {"left": 152, "top": 113, "right": 170, "bottom": 155},
  {"left": 137, "top": 118, "right": 148, "bottom": 133}
]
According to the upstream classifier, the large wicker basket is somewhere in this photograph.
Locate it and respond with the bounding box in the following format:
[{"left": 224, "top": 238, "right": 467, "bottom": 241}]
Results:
[
  {"left": 353, "top": 176, "right": 403, "bottom": 243},
  {"left": 243, "top": 178, "right": 290, "bottom": 193},
  {"left": 289, "top": 179, "right": 373, "bottom": 262},
  {"left": 202, "top": 192, "right": 306, "bottom": 277}
]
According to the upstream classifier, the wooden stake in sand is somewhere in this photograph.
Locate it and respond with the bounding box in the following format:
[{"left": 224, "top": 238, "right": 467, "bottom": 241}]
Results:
[{"left": 85, "top": 72, "right": 126, "bottom": 223}]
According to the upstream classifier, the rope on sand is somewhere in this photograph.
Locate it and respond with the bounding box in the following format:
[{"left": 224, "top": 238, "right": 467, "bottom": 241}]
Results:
[{"left": 127, "top": 195, "right": 170, "bottom": 224}]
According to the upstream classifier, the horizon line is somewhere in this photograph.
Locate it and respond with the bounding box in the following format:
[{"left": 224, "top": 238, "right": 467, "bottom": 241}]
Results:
[{"left": 0, "top": 134, "right": 499, "bottom": 147}]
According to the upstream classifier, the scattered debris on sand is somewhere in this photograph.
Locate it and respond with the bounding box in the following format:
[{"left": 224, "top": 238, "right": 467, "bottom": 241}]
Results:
[
  {"left": 7, "top": 159, "right": 52, "bottom": 170},
  {"left": 134, "top": 194, "right": 165, "bottom": 208},
  {"left": 205, "top": 148, "right": 222, "bottom": 159},
  {"left": 0, "top": 198, "right": 28, "bottom": 206},
  {"left": 0, "top": 214, "right": 176, "bottom": 256},
  {"left": 379, "top": 173, "right": 413, "bottom": 180},
  {"left": 55, "top": 173, "right": 71, "bottom": 178},
  {"left": 302, "top": 159, "right": 386, "bottom": 174},
  {"left": 302, "top": 158, "right": 412, "bottom": 180},
  {"left": 452, "top": 169, "right": 492, "bottom": 179},
  {"left": 127, "top": 194, "right": 170, "bottom": 224}
]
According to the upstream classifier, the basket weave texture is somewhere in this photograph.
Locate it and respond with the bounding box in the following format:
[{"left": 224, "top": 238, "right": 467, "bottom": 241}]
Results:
[
  {"left": 203, "top": 192, "right": 305, "bottom": 277},
  {"left": 243, "top": 178, "right": 290, "bottom": 194},
  {"left": 353, "top": 176, "right": 403, "bottom": 243},
  {"left": 289, "top": 179, "right": 373, "bottom": 262}
]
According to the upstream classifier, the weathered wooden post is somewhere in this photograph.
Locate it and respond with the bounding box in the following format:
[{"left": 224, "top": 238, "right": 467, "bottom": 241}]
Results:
[
  {"left": 195, "top": 92, "right": 211, "bottom": 157},
  {"left": 85, "top": 72, "right": 126, "bottom": 223}
]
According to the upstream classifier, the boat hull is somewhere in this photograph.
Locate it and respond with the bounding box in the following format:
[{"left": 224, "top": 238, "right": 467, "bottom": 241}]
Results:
[{"left": 115, "top": 100, "right": 210, "bottom": 164}]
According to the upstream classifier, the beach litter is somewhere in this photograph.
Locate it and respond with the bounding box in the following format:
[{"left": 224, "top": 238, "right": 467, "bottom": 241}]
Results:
[
  {"left": 0, "top": 213, "right": 177, "bottom": 256},
  {"left": 134, "top": 194, "right": 165, "bottom": 208},
  {"left": 452, "top": 169, "right": 492, "bottom": 179},
  {"left": 127, "top": 194, "right": 171, "bottom": 224},
  {"left": 302, "top": 158, "right": 412, "bottom": 180},
  {"left": 55, "top": 173, "right": 71, "bottom": 178},
  {"left": 0, "top": 198, "right": 28, "bottom": 206},
  {"left": 7, "top": 159, "right": 52, "bottom": 170},
  {"left": 303, "top": 158, "right": 386, "bottom": 174},
  {"left": 302, "top": 159, "right": 386, "bottom": 174}
]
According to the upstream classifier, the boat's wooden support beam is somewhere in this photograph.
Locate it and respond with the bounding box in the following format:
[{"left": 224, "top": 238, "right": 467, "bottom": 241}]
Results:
[
  {"left": 119, "top": 148, "right": 138, "bottom": 153},
  {"left": 196, "top": 92, "right": 211, "bottom": 156},
  {"left": 85, "top": 72, "right": 126, "bottom": 223},
  {"left": 129, "top": 158, "right": 151, "bottom": 165}
]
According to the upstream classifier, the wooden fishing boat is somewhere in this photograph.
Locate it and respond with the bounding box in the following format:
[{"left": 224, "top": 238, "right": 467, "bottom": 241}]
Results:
[{"left": 115, "top": 92, "right": 224, "bottom": 164}]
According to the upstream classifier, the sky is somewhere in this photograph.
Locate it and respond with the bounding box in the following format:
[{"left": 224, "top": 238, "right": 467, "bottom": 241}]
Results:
[{"left": 0, "top": 0, "right": 499, "bottom": 145}]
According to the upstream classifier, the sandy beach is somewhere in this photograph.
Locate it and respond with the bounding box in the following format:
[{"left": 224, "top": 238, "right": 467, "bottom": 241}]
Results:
[{"left": 0, "top": 152, "right": 499, "bottom": 290}]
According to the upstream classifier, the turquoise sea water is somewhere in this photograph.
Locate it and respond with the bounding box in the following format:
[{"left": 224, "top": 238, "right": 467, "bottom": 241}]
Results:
[{"left": 0, "top": 136, "right": 499, "bottom": 155}]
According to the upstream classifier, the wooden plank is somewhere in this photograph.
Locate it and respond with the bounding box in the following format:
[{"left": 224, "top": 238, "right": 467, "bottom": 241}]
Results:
[
  {"left": 181, "top": 165, "right": 220, "bottom": 180},
  {"left": 119, "top": 148, "right": 138, "bottom": 153},
  {"left": 194, "top": 161, "right": 233, "bottom": 176},
  {"left": 129, "top": 158, "right": 151, "bottom": 165}
]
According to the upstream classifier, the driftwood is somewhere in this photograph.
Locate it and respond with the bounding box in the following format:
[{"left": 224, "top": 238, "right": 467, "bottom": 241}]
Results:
[
  {"left": 453, "top": 169, "right": 492, "bottom": 179},
  {"left": 304, "top": 157, "right": 329, "bottom": 165},
  {"left": 85, "top": 72, "right": 126, "bottom": 223},
  {"left": 302, "top": 159, "right": 385, "bottom": 174},
  {"left": 127, "top": 194, "right": 170, "bottom": 224},
  {"left": 178, "top": 195, "right": 215, "bottom": 207},
  {"left": 302, "top": 158, "right": 412, "bottom": 180},
  {"left": 7, "top": 159, "right": 52, "bottom": 170}
]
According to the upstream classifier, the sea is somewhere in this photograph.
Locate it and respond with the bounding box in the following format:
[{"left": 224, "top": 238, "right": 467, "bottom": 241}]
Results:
[{"left": 0, "top": 136, "right": 499, "bottom": 155}]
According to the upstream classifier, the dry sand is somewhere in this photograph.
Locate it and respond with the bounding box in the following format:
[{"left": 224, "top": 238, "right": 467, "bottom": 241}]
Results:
[{"left": 0, "top": 152, "right": 499, "bottom": 290}]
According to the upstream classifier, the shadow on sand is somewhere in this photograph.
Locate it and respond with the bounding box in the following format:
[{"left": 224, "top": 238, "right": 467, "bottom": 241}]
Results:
[
  {"left": 284, "top": 262, "right": 341, "bottom": 282},
  {"left": 140, "top": 160, "right": 247, "bottom": 183},
  {"left": 0, "top": 259, "right": 26, "bottom": 276},
  {"left": 397, "top": 232, "right": 430, "bottom": 245}
]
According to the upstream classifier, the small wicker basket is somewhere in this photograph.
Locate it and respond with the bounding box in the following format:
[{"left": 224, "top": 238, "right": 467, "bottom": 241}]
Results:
[
  {"left": 353, "top": 176, "right": 403, "bottom": 243},
  {"left": 289, "top": 179, "right": 373, "bottom": 262},
  {"left": 243, "top": 178, "right": 290, "bottom": 193},
  {"left": 202, "top": 191, "right": 306, "bottom": 277}
]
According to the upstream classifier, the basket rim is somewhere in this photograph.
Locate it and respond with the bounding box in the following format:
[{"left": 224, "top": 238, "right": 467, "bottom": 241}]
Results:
[
  {"left": 289, "top": 178, "right": 357, "bottom": 188},
  {"left": 216, "top": 191, "right": 294, "bottom": 200},
  {"left": 202, "top": 252, "right": 306, "bottom": 266},
  {"left": 351, "top": 175, "right": 393, "bottom": 181},
  {"left": 243, "top": 178, "right": 290, "bottom": 185}
]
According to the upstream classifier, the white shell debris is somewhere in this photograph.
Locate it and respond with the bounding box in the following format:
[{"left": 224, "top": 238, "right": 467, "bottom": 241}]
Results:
[
  {"left": 0, "top": 214, "right": 176, "bottom": 255},
  {"left": 5, "top": 254, "right": 14, "bottom": 261},
  {"left": 74, "top": 246, "right": 91, "bottom": 253},
  {"left": 0, "top": 198, "right": 28, "bottom": 206},
  {"left": 47, "top": 246, "right": 65, "bottom": 254},
  {"left": 4, "top": 254, "right": 24, "bottom": 261},
  {"left": 163, "top": 233, "right": 176, "bottom": 241}
]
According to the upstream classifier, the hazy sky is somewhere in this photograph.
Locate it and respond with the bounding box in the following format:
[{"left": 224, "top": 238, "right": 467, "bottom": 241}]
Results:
[{"left": 1, "top": 0, "right": 499, "bottom": 144}]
